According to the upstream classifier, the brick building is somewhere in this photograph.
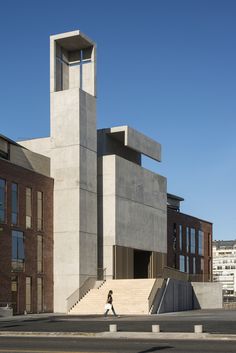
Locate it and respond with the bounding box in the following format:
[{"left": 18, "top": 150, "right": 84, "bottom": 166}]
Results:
[
  {"left": 0, "top": 135, "right": 53, "bottom": 314},
  {"left": 167, "top": 193, "right": 212, "bottom": 281}
]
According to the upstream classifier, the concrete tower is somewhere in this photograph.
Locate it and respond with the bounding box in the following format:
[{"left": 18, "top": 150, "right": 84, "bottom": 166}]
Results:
[
  {"left": 50, "top": 31, "right": 97, "bottom": 312},
  {"left": 20, "top": 30, "right": 97, "bottom": 313}
]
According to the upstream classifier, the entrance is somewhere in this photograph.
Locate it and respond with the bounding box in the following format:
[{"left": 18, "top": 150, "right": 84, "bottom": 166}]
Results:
[{"left": 134, "top": 250, "right": 151, "bottom": 278}]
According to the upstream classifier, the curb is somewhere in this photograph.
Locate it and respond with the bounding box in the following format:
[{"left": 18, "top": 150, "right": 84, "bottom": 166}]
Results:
[{"left": 1, "top": 331, "right": 236, "bottom": 341}]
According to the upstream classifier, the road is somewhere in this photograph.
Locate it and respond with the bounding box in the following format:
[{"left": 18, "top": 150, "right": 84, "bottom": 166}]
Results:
[
  {"left": 0, "top": 337, "right": 236, "bottom": 353},
  {"left": 1, "top": 309, "right": 236, "bottom": 334}
]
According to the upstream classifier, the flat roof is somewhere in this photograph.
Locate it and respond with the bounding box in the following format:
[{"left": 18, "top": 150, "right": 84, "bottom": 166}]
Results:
[{"left": 50, "top": 30, "right": 95, "bottom": 50}]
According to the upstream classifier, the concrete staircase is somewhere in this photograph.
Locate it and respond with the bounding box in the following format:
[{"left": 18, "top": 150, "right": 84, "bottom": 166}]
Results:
[{"left": 69, "top": 279, "right": 156, "bottom": 315}]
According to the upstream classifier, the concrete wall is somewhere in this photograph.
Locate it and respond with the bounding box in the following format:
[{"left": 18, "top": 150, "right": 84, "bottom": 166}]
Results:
[
  {"left": 10, "top": 144, "right": 50, "bottom": 177},
  {"left": 50, "top": 88, "right": 97, "bottom": 312},
  {"left": 155, "top": 279, "right": 223, "bottom": 314},
  {"left": 192, "top": 282, "right": 223, "bottom": 309},
  {"left": 157, "top": 278, "right": 193, "bottom": 313},
  {"left": 20, "top": 31, "right": 98, "bottom": 313},
  {"left": 19, "top": 137, "right": 52, "bottom": 159},
  {"left": 99, "top": 154, "right": 167, "bottom": 278}
]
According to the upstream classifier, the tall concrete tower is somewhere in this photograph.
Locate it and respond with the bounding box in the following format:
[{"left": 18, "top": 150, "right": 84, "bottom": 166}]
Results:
[{"left": 50, "top": 31, "right": 97, "bottom": 312}]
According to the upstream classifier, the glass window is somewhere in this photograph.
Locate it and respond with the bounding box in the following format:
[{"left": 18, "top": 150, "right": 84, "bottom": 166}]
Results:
[
  {"left": 37, "top": 191, "right": 43, "bottom": 231},
  {"left": 186, "top": 227, "right": 189, "bottom": 253},
  {"left": 179, "top": 255, "right": 185, "bottom": 272},
  {"left": 11, "top": 183, "right": 18, "bottom": 225},
  {"left": 37, "top": 235, "right": 43, "bottom": 273},
  {"left": 0, "top": 178, "right": 6, "bottom": 223},
  {"left": 37, "top": 278, "right": 43, "bottom": 313},
  {"left": 0, "top": 138, "right": 9, "bottom": 159},
  {"left": 193, "top": 257, "right": 196, "bottom": 274},
  {"left": 179, "top": 225, "right": 182, "bottom": 251},
  {"left": 201, "top": 258, "right": 204, "bottom": 273},
  {"left": 190, "top": 228, "right": 196, "bottom": 254},
  {"left": 186, "top": 256, "right": 189, "bottom": 273},
  {"left": 25, "top": 277, "right": 32, "bottom": 313},
  {"left": 26, "top": 188, "right": 32, "bottom": 229},
  {"left": 198, "top": 230, "right": 204, "bottom": 255},
  {"left": 12, "top": 230, "right": 25, "bottom": 271}
]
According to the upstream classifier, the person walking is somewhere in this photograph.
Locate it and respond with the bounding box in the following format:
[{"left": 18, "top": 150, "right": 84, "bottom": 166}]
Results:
[{"left": 104, "top": 290, "right": 119, "bottom": 317}]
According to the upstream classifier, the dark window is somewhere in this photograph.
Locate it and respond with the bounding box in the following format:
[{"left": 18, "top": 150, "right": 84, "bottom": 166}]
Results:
[
  {"left": 26, "top": 188, "right": 32, "bottom": 228},
  {"left": 12, "top": 230, "right": 25, "bottom": 271},
  {"left": 0, "top": 179, "right": 6, "bottom": 223},
  {"left": 11, "top": 183, "right": 18, "bottom": 225},
  {"left": 37, "top": 191, "right": 43, "bottom": 231}
]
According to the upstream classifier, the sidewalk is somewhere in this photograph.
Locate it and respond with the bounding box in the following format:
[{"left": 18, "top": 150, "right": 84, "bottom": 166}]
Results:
[{"left": 1, "top": 310, "right": 236, "bottom": 341}]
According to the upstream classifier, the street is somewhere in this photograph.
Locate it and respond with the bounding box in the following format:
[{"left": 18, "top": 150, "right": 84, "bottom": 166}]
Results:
[
  {"left": 1, "top": 310, "right": 236, "bottom": 334},
  {"left": 0, "top": 337, "right": 236, "bottom": 353}
]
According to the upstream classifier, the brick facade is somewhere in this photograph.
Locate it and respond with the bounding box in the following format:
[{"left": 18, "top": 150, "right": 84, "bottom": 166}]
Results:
[
  {"left": 167, "top": 207, "right": 212, "bottom": 281},
  {"left": 0, "top": 158, "right": 53, "bottom": 314}
]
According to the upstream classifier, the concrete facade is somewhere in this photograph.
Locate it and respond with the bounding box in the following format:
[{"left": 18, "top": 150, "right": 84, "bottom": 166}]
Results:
[
  {"left": 21, "top": 31, "right": 97, "bottom": 313},
  {"left": 97, "top": 127, "right": 167, "bottom": 280},
  {"left": 14, "top": 29, "right": 214, "bottom": 314}
]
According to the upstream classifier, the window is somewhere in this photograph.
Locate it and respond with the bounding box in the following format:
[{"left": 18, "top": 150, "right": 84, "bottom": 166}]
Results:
[
  {"left": 11, "top": 183, "right": 18, "bottom": 225},
  {"left": 179, "top": 255, "right": 185, "bottom": 272},
  {"left": 186, "top": 256, "right": 189, "bottom": 273},
  {"left": 37, "top": 235, "right": 43, "bottom": 273},
  {"left": 26, "top": 188, "right": 32, "bottom": 228},
  {"left": 37, "top": 278, "right": 43, "bottom": 312},
  {"left": 179, "top": 225, "right": 182, "bottom": 251},
  {"left": 0, "top": 179, "right": 6, "bottom": 223},
  {"left": 190, "top": 228, "right": 196, "bottom": 254},
  {"left": 208, "top": 233, "right": 211, "bottom": 256},
  {"left": 186, "top": 227, "right": 189, "bottom": 253},
  {"left": 0, "top": 137, "right": 9, "bottom": 160},
  {"left": 201, "top": 258, "right": 204, "bottom": 273},
  {"left": 37, "top": 191, "right": 43, "bottom": 231},
  {"left": 198, "top": 230, "right": 204, "bottom": 256},
  {"left": 193, "top": 257, "right": 196, "bottom": 274},
  {"left": 25, "top": 277, "right": 32, "bottom": 313},
  {"left": 12, "top": 230, "right": 25, "bottom": 271}
]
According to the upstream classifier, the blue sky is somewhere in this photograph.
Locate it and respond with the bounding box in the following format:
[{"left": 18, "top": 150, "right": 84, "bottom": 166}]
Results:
[{"left": 0, "top": 0, "right": 235, "bottom": 240}]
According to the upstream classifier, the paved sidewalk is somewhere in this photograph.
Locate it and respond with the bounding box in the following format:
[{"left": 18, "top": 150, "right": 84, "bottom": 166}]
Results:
[{"left": 1, "top": 309, "right": 236, "bottom": 340}]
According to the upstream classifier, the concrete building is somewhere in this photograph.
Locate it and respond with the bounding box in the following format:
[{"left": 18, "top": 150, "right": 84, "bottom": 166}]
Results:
[
  {"left": 20, "top": 31, "right": 97, "bottom": 313},
  {"left": 0, "top": 135, "right": 53, "bottom": 315},
  {"left": 0, "top": 29, "right": 218, "bottom": 314},
  {"left": 213, "top": 240, "right": 236, "bottom": 301},
  {"left": 97, "top": 127, "right": 167, "bottom": 280}
]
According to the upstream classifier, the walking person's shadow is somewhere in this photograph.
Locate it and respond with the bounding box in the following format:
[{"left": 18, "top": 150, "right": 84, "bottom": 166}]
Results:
[{"left": 137, "top": 346, "right": 173, "bottom": 353}]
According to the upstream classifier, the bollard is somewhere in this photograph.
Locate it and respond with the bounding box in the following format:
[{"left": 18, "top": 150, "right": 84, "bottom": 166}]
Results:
[
  {"left": 152, "top": 324, "right": 160, "bottom": 333},
  {"left": 109, "top": 324, "right": 117, "bottom": 332},
  {"left": 194, "top": 325, "right": 203, "bottom": 333}
]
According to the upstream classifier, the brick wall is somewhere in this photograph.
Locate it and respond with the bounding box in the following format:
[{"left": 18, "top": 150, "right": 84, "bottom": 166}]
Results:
[{"left": 0, "top": 158, "right": 53, "bottom": 314}]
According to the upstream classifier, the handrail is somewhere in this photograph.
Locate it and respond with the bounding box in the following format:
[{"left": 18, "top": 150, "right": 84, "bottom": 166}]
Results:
[{"left": 66, "top": 276, "right": 96, "bottom": 313}]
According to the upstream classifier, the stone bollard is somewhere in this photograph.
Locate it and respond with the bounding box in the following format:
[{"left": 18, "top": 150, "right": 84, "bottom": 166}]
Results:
[
  {"left": 109, "top": 324, "right": 117, "bottom": 332},
  {"left": 152, "top": 325, "right": 160, "bottom": 333},
  {"left": 194, "top": 325, "right": 203, "bottom": 333}
]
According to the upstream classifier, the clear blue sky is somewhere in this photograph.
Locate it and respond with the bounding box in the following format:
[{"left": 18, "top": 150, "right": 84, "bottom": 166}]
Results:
[{"left": 0, "top": 0, "right": 235, "bottom": 240}]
